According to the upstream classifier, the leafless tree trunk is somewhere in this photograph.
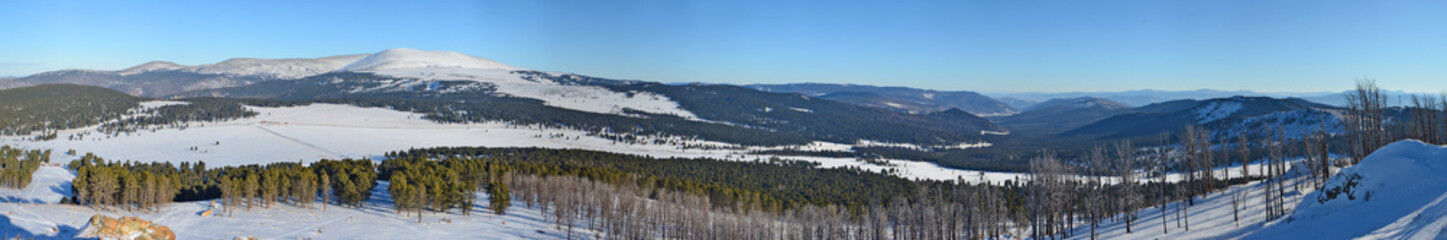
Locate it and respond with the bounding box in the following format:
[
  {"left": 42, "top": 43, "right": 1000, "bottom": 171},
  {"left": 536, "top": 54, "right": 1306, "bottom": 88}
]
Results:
[{"left": 1346, "top": 78, "right": 1388, "bottom": 164}]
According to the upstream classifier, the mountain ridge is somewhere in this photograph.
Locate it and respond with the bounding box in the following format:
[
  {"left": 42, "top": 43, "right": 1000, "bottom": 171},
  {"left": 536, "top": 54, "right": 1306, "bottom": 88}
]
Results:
[{"left": 744, "top": 83, "right": 1018, "bottom": 116}]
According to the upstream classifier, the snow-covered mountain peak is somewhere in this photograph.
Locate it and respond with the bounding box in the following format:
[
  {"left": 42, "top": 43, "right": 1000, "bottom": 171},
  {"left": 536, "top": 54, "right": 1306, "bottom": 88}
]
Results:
[
  {"left": 192, "top": 54, "right": 368, "bottom": 79},
  {"left": 111, "top": 54, "right": 368, "bottom": 79},
  {"left": 337, "top": 48, "right": 522, "bottom": 72},
  {"left": 118, "top": 61, "right": 184, "bottom": 75}
]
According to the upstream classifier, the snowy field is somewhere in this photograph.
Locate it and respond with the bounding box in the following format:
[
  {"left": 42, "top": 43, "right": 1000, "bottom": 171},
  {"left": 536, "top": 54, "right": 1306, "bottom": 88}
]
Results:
[{"left": 0, "top": 102, "right": 1015, "bottom": 183}]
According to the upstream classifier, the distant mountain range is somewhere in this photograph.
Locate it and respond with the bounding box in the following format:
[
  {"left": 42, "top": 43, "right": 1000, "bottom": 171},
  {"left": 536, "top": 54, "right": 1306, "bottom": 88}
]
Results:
[
  {"left": 743, "top": 83, "right": 1018, "bottom": 116},
  {"left": 987, "top": 89, "right": 1424, "bottom": 108},
  {"left": 1059, "top": 96, "right": 1341, "bottom": 140},
  {"left": 989, "top": 97, "right": 1131, "bottom": 135},
  {"left": 0, "top": 49, "right": 1004, "bottom": 147}
]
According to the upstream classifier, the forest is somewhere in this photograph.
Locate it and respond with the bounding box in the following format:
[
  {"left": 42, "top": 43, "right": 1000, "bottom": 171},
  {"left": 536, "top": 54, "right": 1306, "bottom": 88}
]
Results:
[
  {"left": 0, "top": 84, "right": 140, "bottom": 137},
  {"left": 67, "top": 156, "right": 378, "bottom": 214},
  {"left": 97, "top": 97, "right": 258, "bottom": 134},
  {"left": 0, "top": 145, "right": 49, "bottom": 189}
]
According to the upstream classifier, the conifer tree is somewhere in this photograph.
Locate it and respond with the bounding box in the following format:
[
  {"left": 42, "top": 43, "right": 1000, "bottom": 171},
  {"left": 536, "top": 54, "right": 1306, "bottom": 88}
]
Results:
[
  {"left": 319, "top": 171, "right": 331, "bottom": 211},
  {"left": 389, "top": 173, "right": 412, "bottom": 214},
  {"left": 489, "top": 179, "right": 510, "bottom": 215}
]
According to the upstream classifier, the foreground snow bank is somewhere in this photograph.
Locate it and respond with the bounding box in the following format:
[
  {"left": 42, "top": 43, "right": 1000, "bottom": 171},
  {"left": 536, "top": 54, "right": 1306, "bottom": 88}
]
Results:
[{"left": 1248, "top": 140, "right": 1447, "bottom": 239}]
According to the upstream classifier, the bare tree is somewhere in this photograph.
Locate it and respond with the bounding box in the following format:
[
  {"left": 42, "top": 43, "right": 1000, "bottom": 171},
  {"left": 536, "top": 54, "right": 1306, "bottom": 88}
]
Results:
[
  {"left": 1115, "top": 141, "right": 1140, "bottom": 234},
  {"left": 1345, "top": 78, "right": 1388, "bottom": 164},
  {"left": 1239, "top": 133, "right": 1250, "bottom": 178}
]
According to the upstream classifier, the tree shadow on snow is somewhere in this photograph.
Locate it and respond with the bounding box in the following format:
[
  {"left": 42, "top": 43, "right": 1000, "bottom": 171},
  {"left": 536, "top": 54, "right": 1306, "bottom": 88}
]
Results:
[
  {"left": 0, "top": 196, "right": 44, "bottom": 204},
  {"left": 49, "top": 184, "right": 71, "bottom": 199},
  {"left": 0, "top": 214, "right": 84, "bottom": 240}
]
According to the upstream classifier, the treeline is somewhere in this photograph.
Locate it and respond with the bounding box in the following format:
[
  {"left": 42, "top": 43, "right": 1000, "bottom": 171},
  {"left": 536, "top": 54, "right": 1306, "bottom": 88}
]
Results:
[
  {"left": 0, "top": 84, "right": 140, "bottom": 136},
  {"left": 380, "top": 156, "right": 511, "bottom": 220},
  {"left": 68, "top": 156, "right": 377, "bottom": 214},
  {"left": 322, "top": 96, "right": 814, "bottom": 146},
  {"left": 214, "top": 159, "right": 371, "bottom": 214},
  {"left": 508, "top": 172, "right": 1022, "bottom": 239},
  {"left": 98, "top": 98, "right": 258, "bottom": 134},
  {"left": 0, "top": 146, "right": 49, "bottom": 189},
  {"left": 387, "top": 146, "right": 921, "bottom": 212}
]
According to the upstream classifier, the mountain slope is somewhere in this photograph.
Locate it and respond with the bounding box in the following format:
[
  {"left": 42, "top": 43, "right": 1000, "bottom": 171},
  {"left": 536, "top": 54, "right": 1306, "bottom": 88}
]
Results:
[
  {"left": 2, "top": 54, "right": 369, "bottom": 96},
  {"left": 0, "top": 84, "right": 141, "bottom": 136},
  {"left": 338, "top": 48, "right": 520, "bottom": 72},
  {"left": 988, "top": 89, "right": 1341, "bottom": 107},
  {"left": 619, "top": 83, "right": 1006, "bottom": 146},
  {"left": 1061, "top": 96, "right": 1338, "bottom": 139},
  {"left": 745, "top": 83, "right": 1017, "bottom": 116},
  {"left": 989, "top": 97, "right": 1129, "bottom": 135}
]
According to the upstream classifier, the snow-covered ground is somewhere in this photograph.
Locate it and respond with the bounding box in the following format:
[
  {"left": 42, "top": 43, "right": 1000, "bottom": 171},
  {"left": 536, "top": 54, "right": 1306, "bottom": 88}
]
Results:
[
  {"left": 1248, "top": 140, "right": 1447, "bottom": 239},
  {"left": 1082, "top": 140, "right": 1447, "bottom": 239},
  {"left": 1194, "top": 101, "right": 1243, "bottom": 124},
  {"left": 0, "top": 166, "right": 73, "bottom": 204},
  {"left": 0, "top": 179, "right": 587, "bottom": 239},
  {"left": 0, "top": 103, "right": 1007, "bottom": 182}
]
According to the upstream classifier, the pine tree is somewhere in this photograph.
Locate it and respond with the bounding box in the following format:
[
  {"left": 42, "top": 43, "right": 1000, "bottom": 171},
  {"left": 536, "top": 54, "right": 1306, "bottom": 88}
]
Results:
[
  {"left": 73, "top": 167, "right": 90, "bottom": 206},
  {"left": 489, "top": 179, "right": 510, "bottom": 215},
  {"left": 389, "top": 173, "right": 411, "bottom": 214},
  {"left": 243, "top": 173, "right": 258, "bottom": 211},
  {"left": 121, "top": 171, "right": 141, "bottom": 210},
  {"left": 319, "top": 171, "right": 331, "bottom": 211}
]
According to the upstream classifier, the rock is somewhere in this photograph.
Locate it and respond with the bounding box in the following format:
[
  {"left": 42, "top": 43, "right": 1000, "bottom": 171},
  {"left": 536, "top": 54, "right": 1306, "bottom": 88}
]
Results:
[{"left": 77, "top": 214, "right": 176, "bottom": 240}]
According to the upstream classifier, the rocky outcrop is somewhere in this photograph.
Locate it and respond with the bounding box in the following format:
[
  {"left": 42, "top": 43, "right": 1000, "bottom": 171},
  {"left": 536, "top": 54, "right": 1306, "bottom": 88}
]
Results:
[{"left": 77, "top": 214, "right": 176, "bottom": 240}]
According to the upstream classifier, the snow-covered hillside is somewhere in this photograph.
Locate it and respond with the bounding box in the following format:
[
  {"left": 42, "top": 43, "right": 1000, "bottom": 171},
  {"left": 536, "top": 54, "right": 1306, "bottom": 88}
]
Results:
[
  {"left": 1081, "top": 140, "right": 1447, "bottom": 239},
  {"left": 323, "top": 49, "right": 699, "bottom": 119},
  {"left": 337, "top": 48, "right": 521, "bottom": 72},
  {"left": 1247, "top": 140, "right": 1447, "bottom": 239},
  {"left": 1194, "top": 101, "right": 1243, "bottom": 123}
]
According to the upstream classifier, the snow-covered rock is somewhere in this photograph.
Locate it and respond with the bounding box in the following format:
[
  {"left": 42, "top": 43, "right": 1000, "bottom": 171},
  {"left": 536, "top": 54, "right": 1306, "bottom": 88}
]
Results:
[
  {"left": 1248, "top": 140, "right": 1447, "bottom": 239},
  {"left": 77, "top": 214, "right": 175, "bottom": 240}
]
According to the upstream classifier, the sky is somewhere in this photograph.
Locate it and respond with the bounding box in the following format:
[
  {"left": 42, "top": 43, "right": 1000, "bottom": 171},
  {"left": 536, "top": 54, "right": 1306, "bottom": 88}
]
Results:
[{"left": 2, "top": 0, "right": 1444, "bottom": 93}]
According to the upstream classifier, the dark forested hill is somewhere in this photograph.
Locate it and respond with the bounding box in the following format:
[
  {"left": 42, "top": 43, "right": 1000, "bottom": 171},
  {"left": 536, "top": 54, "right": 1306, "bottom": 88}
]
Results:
[
  {"left": 744, "top": 83, "right": 1017, "bottom": 116},
  {"left": 989, "top": 97, "right": 1130, "bottom": 135},
  {"left": 1061, "top": 96, "right": 1337, "bottom": 139},
  {"left": 619, "top": 83, "right": 1007, "bottom": 146},
  {"left": 0, "top": 84, "right": 140, "bottom": 136},
  {"left": 1, "top": 70, "right": 265, "bottom": 97}
]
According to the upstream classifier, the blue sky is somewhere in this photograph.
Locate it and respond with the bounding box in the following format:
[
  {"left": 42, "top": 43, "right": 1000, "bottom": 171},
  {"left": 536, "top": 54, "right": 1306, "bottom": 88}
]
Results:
[{"left": 2, "top": 0, "right": 1444, "bottom": 93}]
